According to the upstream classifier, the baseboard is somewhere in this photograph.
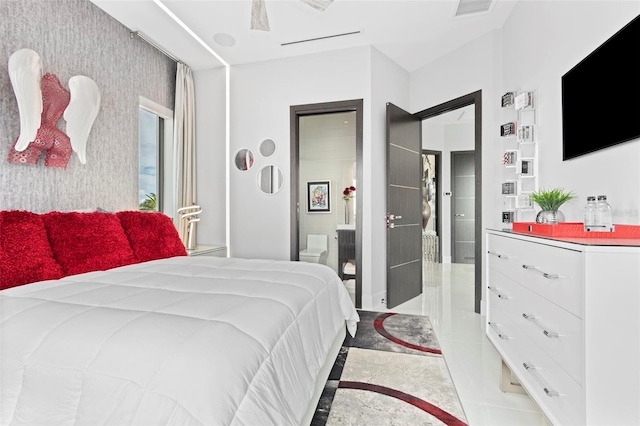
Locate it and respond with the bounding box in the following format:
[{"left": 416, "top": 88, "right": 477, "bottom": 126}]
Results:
[{"left": 371, "top": 291, "right": 387, "bottom": 311}]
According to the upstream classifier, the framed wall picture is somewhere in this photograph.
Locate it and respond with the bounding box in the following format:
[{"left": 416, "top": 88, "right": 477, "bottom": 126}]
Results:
[{"left": 307, "top": 181, "right": 330, "bottom": 212}]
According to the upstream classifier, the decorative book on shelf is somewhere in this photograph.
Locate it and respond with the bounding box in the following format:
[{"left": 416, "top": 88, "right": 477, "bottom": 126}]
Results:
[
  {"left": 501, "top": 92, "right": 515, "bottom": 108},
  {"left": 519, "top": 159, "right": 534, "bottom": 176},
  {"left": 502, "top": 150, "right": 517, "bottom": 166},
  {"left": 502, "top": 181, "right": 517, "bottom": 195},
  {"left": 500, "top": 122, "right": 516, "bottom": 137},
  {"left": 502, "top": 211, "right": 515, "bottom": 223}
]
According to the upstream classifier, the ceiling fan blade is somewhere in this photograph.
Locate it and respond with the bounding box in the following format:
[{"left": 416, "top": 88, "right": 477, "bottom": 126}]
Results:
[
  {"left": 251, "top": 0, "right": 270, "bottom": 31},
  {"left": 299, "top": 0, "right": 333, "bottom": 12}
]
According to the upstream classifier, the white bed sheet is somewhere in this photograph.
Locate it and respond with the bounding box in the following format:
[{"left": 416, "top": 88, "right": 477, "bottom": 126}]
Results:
[{"left": 0, "top": 256, "right": 359, "bottom": 425}]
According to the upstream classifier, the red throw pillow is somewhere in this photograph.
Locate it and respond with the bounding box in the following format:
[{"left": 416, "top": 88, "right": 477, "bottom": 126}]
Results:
[
  {"left": 117, "top": 211, "right": 187, "bottom": 262},
  {"left": 41, "top": 211, "right": 138, "bottom": 276},
  {"left": 0, "top": 211, "right": 64, "bottom": 290}
]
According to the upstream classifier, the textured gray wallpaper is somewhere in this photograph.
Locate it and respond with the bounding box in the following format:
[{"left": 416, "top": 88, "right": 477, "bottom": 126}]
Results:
[{"left": 0, "top": 0, "right": 176, "bottom": 212}]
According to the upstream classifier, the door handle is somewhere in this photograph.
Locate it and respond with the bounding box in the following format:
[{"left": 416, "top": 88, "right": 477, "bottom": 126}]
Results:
[
  {"left": 386, "top": 214, "right": 402, "bottom": 229},
  {"left": 455, "top": 213, "right": 465, "bottom": 217}
]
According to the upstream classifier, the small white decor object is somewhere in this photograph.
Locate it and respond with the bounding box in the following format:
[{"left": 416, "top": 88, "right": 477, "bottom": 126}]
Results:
[
  {"left": 517, "top": 125, "right": 534, "bottom": 143},
  {"left": 178, "top": 205, "right": 202, "bottom": 250},
  {"left": 515, "top": 92, "right": 533, "bottom": 110},
  {"left": 64, "top": 76, "right": 101, "bottom": 164},
  {"left": 8, "top": 49, "right": 43, "bottom": 151}
]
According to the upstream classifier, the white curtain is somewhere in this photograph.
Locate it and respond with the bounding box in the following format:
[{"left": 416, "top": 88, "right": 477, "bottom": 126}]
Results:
[{"left": 174, "top": 63, "right": 197, "bottom": 246}]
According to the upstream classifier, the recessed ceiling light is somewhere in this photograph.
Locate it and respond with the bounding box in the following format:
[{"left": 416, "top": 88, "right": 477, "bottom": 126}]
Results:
[{"left": 213, "top": 33, "right": 236, "bottom": 48}]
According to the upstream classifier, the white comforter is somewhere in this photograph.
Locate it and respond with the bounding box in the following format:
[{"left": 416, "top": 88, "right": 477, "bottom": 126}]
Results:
[{"left": 0, "top": 256, "right": 358, "bottom": 425}]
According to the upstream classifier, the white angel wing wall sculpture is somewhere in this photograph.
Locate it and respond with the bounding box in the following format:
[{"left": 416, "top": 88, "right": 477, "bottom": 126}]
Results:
[
  {"left": 7, "top": 49, "right": 101, "bottom": 168},
  {"left": 64, "top": 76, "right": 101, "bottom": 164},
  {"left": 8, "top": 49, "right": 43, "bottom": 151}
]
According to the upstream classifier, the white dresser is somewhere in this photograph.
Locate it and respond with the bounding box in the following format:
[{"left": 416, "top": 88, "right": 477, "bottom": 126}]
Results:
[{"left": 486, "top": 230, "right": 640, "bottom": 425}]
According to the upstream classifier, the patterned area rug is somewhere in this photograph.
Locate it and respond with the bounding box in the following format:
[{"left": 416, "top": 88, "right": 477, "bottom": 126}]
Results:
[{"left": 312, "top": 310, "right": 468, "bottom": 426}]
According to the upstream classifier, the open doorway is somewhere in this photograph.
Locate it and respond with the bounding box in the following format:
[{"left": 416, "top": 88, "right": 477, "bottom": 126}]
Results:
[
  {"left": 451, "top": 150, "right": 476, "bottom": 264},
  {"left": 290, "top": 99, "right": 363, "bottom": 308},
  {"left": 421, "top": 150, "right": 441, "bottom": 263},
  {"left": 415, "top": 91, "right": 482, "bottom": 313}
]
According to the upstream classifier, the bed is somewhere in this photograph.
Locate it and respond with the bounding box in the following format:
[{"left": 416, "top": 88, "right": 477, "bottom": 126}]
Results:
[{"left": 0, "top": 211, "right": 359, "bottom": 425}]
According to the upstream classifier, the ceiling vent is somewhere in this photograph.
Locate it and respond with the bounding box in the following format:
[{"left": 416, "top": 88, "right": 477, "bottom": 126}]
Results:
[{"left": 455, "top": 0, "right": 493, "bottom": 16}]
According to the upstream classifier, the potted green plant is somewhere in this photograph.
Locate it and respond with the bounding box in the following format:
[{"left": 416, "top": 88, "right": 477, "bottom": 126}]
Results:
[{"left": 530, "top": 187, "right": 576, "bottom": 224}]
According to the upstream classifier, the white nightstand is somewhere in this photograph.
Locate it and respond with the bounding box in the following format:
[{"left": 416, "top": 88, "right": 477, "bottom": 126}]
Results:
[{"left": 186, "top": 245, "right": 227, "bottom": 257}]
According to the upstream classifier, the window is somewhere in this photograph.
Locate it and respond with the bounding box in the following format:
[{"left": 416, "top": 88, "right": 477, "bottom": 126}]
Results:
[
  {"left": 139, "top": 108, "right": 163, "bottom": 211},
  {"left": 138, "top": 97, "right": 174, "bottom": 215}
]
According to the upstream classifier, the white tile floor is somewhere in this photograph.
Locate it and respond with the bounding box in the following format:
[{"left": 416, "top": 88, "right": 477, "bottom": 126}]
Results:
[{"left": 389, "top": 262, "right": 551, "bottom": 426}]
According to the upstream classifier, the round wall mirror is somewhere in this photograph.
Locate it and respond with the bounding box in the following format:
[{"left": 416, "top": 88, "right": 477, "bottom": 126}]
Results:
[
  {"left": 257, "top": 165, "right": 284, "bottom": 194},
  {"left": 259, "top": 138, "right": 276, "bottom": 157},
  {"left": 234, "top": 148, "right": 254, "bottom": 171}
]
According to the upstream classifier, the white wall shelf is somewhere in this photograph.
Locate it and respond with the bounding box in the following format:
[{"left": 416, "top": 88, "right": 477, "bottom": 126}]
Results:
[{"left": 499, "top": 90, "right": 538, "bottom": 225}]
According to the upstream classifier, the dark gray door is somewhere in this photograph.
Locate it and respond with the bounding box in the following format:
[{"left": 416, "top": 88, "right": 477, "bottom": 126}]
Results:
[
  {"left": 386, "top": 103, "right": 422, "bottom": 308},
  {"left": 451, "top": 151, "right": 475, "bottom": 264}
]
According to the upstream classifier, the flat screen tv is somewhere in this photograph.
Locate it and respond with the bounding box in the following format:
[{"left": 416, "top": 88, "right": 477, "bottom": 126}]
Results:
[{"left": 562, "top": 14, "right": 640, "bottom": 161}]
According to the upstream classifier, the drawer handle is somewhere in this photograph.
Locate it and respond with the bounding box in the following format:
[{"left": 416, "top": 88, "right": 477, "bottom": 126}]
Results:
[
  {"left": 488, "top": 321, "right": 512, "bottom": 340},
  {"left": 487, "top": 250, "right": 510, "bottom": 259},
  {"left": 522, "top": 264, "right": 559, "bottom": 279},
  {"left": 488, "top": 286, "right": 511, "bottom": 300},
  {"left": 522, "top": 363, "right": 560, "bottom": 397},
  {"left": 522, "top": 313, "right": 560, "bottom": 338}
]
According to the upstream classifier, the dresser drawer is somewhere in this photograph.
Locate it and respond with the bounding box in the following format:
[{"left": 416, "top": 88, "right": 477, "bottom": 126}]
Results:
[
  {"left": 511, "top": 281, "right": 583, "bottom": 385},
  {"left": 488, "top": 234, "right": 584, "bottom": 317},
  {"left": 487, "top": 267, "right": 521, "bottom": 317},
  {"left": 487, "top": 295, "right": 522, "bottom": 358},
  {"left": 487, "top": 291, "right": 519, "bottom": 342},
  {"left": 510, "top": 330, "right": 584, "bottom": 426},
  {"left": 488, "top": 282, "right": 584, "bottom": 426}
]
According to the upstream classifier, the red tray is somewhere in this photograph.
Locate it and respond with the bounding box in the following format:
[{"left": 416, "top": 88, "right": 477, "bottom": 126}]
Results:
[{"left": 512, "top": 222, "right": 640, "bottom": 239}]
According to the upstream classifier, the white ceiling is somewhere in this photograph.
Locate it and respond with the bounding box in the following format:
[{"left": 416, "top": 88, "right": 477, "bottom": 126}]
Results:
[{"left": 90, "top": 0, "right": 518, "bottom": 72}]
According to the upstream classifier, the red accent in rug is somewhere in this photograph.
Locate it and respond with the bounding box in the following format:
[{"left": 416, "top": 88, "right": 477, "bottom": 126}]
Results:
[
  {"left": 339, "top": 381, "right": 467, "bottom": 426},
  {"left": 374, "top": 312, "right": 442, "bottom": 354}
]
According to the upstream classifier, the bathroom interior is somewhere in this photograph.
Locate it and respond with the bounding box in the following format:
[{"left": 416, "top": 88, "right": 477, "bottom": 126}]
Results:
[{"left": 298, "top": 111, "right": 357, "bottom": 304}]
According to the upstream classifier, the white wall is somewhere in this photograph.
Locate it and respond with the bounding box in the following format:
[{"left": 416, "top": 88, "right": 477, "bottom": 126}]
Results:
[
  {"left": 193, "top": 67, "right": 227, "bottom": 247},
  {"left": 369, "top": 47, "right": 410, "bottom": 310},
  {"left": 410, "top": 2, "right": 640, "bottom": 314},
  {"left": 501, "top": 1, "right": 640, "bottom": 224},
  {"left": 199, "top": 0, "right": 639, "bottom": 312},
  {"left": 226, "top": 45, "right": 409, "bottom": 310},
  {"left": 422, "top": 121, "right": 475, "bottom": 263},
  {"left": 0, "top": 0, "right": 176, "bottom": 213},
  {"left": 228, "top": 47, "right": 370, "bottom": 260},
  {"left": 410, "top": 31, "right": 500, "bottom": 313}
]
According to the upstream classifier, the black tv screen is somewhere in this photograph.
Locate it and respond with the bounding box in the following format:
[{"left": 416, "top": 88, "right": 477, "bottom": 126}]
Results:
[{"left": 562, "top": 14, "right": 640, "bottom": 161}]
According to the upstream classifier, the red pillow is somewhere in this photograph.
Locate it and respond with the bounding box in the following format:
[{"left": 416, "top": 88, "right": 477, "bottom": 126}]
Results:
[
  {"left": 0, "top": 211, "right": 64, "bottom": 290},
  {"left": 117, "top": 211, "right": 187, "bottom": 262},
  {"left": 41, "top": 212, "right": 138, "bottom": 276}
]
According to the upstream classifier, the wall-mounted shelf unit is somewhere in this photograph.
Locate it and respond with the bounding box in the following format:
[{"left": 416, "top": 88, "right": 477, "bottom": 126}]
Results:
[{"left": 500, "top": 90, "right": 538, "bottom": 226}]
